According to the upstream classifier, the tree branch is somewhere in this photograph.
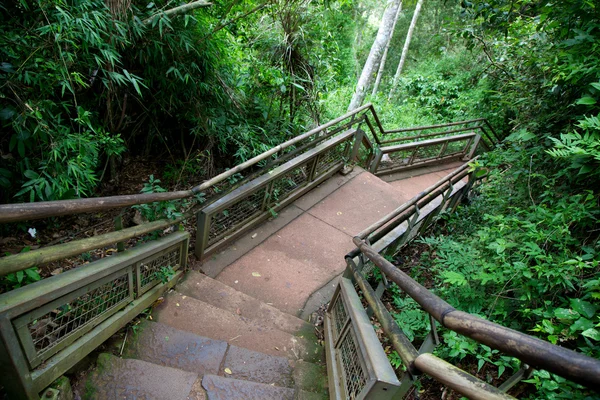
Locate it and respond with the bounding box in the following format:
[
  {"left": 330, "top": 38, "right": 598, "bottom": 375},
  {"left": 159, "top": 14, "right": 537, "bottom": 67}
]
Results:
[{"left": 143, "top": 0, "right": 212, "bottom": 26}]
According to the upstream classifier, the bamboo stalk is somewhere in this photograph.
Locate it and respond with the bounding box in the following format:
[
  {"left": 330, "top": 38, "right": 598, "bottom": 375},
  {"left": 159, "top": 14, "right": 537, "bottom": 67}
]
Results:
[
  {"left": 414, "top": 354, "right": 516, "bottom": 400},
  {"left": 0, "top": 210, "right": 194, "bottom": 276}
]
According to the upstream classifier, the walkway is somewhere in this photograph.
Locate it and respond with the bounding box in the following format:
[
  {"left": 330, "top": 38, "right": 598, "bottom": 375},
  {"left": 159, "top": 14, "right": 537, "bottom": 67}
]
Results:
[
  {"left": 197, "top": 161, "right": 464, "bottom": 318},
  {"left": 86, "top": 161, "right": 465, "bottom": 399}
]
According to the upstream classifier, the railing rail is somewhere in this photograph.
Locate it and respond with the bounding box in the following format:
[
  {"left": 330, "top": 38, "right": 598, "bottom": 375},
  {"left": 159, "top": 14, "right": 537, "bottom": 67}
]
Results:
[{"left": 326, "top": 163, "right": 600, "bottom": 399}]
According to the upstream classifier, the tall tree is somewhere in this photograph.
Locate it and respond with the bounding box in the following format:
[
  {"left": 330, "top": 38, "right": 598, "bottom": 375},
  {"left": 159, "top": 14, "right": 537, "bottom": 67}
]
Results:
[
  {"left": 388, "top": 0, "right": 424, "bottom": 100},
  {"left": 371, "top": 1, "right": 402, "bottom": 97},
  {"left": 347, "top": 0, "right": 402, "bottom": 111}
]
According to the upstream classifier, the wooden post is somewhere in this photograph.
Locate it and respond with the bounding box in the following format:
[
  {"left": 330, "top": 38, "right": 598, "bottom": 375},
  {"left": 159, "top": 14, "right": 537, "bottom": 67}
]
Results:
[{"left": 195, "top": 212, "right": 210, "bottom": 261}]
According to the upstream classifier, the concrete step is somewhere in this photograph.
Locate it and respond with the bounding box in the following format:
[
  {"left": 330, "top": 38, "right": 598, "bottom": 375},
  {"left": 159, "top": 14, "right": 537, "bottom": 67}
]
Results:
[
  {"left": 202, "top": 374, "right": 295, "bottom": 400},
  {"left": 124, "top": 320, "right": 227, "bottom": 376},
  {"left": 178, "top": 271, "right": 310, "bottom": 334},
  {"left": 295, "top": 390, "right": 329, "bottom": 400},
  {"left": 87, "top": 353, "right": 205, "bottom": 399},
  {"left": 292, "top": 360, "right": 328, "bottom": 396},
  {"left": 153, "top": 291, "right": 322, "bottom": 362},
  {"left": 221, "top": 345, "right": 294, "bottom": 388}
]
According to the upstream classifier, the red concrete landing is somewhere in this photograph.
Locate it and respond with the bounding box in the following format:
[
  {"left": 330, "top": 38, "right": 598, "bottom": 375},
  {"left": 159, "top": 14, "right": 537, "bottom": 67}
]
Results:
[
  {"left": 389, "top": 166, "right": 467, "bottom": 200},
  {"left": 307, "top": 172, "right": 409, "bottom": 234},
  {"left": 216, "top": 213, "right": 354, "bottom": 315},
  {"left": 213, "top": 164, "right": 466, "bottom": 317}
]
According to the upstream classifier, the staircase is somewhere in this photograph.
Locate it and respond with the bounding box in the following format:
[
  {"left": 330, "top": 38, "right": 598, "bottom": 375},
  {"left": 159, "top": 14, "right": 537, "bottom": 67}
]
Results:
[
  {"left": 83, "top": 164, "right": 462, "bottom": 400},
  {"left": 87, "top": 272, "right": 327, "bottom": 399}
]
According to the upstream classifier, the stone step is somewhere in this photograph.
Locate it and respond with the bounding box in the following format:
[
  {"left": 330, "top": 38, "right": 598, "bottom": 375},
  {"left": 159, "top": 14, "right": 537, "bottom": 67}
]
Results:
[
  {"left": 124, "top": 320, "right": 227, "bottom": 376},
  {"left": 86, "top": 353, "right": 205, "bottom": 399},
  {"left": 202, "top": 374, "right": 295, "bottom": 400},
  {"left": 178, "top": 271, "right": 310, "bottom": 334},
  {"left": 295, "top": 390, "right": 329, "bottom": 400},
  {"left": 292, "top": 360, "right": 328, "bottom": 396},
  {"left": 221, "top": 345, "right": 294, "bottom": 388},
  {"left": 153, "top": 291, "right": 322, "bottom": 362}
]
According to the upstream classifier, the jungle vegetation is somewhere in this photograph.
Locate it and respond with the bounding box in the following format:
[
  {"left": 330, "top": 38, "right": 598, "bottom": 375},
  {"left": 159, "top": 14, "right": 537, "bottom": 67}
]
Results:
[{"left": 1, "top": 0, "right": 599, "bottom": 397}]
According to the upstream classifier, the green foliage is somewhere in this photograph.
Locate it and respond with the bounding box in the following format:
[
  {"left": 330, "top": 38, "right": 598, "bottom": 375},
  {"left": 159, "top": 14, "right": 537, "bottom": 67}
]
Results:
[
  {"left": 133, "top": 175, "right": 182, "bottom": 221},
  {"left": 547, "top": 115, "right": 600, "bottom": 179},
  {"left": 154, "top": 265, "right": 176, "bottom": 284},
  {"left": 402, "top": 141, "right": 600, "bottom": 397}
]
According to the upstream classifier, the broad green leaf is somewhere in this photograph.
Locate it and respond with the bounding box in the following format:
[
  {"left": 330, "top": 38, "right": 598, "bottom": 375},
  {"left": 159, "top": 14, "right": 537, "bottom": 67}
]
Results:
[
  {"left": 576, "top": 96, "right": 596, "bottom": 105},
  {"left": 554, "top": 308, "right": 578, "bottom": 321},
  {"left": 570, "top": 317, "right": 594, "bottom": 333},
  {"left": 581, "top": 328, "right": 600, "bottom": 341},
  {"left": 570, "top": 298, "right": 598, "bottom": 319}
]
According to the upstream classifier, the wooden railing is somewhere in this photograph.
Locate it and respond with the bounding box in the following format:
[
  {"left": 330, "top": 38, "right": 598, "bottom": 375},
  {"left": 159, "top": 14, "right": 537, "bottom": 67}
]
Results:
[
  {"left": 324, "top": 162, "right": 600, "bottom": 399},
  {"left": 0, "top": 105, "right": 500, "bottom": 399}
]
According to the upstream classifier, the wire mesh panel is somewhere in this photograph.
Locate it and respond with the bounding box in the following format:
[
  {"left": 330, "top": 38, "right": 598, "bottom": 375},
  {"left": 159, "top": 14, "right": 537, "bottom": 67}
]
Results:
[
  {"left": 385, "top": 148, "right": 414, "bottom": 168},
  {"left": 15, "top": 268, "right": 134, "bottom": 369},
  {"left": 339, "top": 327, "right": 369, "bottom": 399},
  {"left": 325, "top": 278, "right": 401, "bottom": 400},
  {"left": 331, "top": 294, "right": 349, "bottom": 342},
  {"left": 442, "top": 139, "right": 469, "bottom": 156},
  {"left": 267, "top": 163, "right": 311, "bottom": 207},
  {"left": 138, "top": 245, "right": 182, "bottom": 294},
  {"left": 413, "top": 142, "right": 445, "bottom": 162},
  {"left": 315, "top": 141, "right": 349, "bottom": 177},
  {"left": 207, "top": 187, "right": 267, "bottom": 246}
]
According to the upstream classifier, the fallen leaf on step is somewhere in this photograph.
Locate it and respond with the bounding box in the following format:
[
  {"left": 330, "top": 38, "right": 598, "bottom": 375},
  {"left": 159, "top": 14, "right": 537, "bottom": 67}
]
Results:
[
  {"left": 252, "top": 272, "right": 261, "bottom": 277},
  {"left": 224, "top": 368, "right": 232, "bottom": 375},
  {"left": 251, "top": 233, "right": 257, "bottom": 239},
  {"left": 50, "top": 268, "right": 63, "bottom": 276},
  {"left": 105, "top": 248, "right": 118, "bottom": 254}
]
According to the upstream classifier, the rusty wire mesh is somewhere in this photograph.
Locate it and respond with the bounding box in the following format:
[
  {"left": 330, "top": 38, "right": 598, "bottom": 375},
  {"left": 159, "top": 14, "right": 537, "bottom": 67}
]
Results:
[
  {"left": 28, "top": 272, "right": 131, "bottom": 359},
  {"left": 208, "top": 188, "right": 267, "bottom": 245},
  {"left": 332, "top": 294, "right": 349, "bottom": 341},
  {"left": 139, "top": 247, "right": 181, "bottom": 290},
  {"left": 339, "top": 327, "right": 368, "bottom": 399}
]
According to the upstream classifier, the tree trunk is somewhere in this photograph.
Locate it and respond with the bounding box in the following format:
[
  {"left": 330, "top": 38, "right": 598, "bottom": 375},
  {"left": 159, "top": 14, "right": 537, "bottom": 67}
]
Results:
[
  {"left": 388, "top": 0, "right": 425, "bottom": 100},
  {"left": 371, "top": 1, "right": 402, "bottom": 97},
  {"left": 348, "top": 0, "right": 402, "bottom": 111}
]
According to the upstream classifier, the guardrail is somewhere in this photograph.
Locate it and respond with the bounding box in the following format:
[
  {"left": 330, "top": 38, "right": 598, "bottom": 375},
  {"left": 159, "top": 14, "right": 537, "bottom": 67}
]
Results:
[
  {"left": 196, "top": 129, "right": 359, "bottom": 259},
  {"left": 0, "top": 105, "right": 500, "bottom": 398},
  {"left": 0, "top": 232, "right": 189, "bottom": 398},
  {"left": 325, "top": 162, "right": 600, "bottom": 399}
]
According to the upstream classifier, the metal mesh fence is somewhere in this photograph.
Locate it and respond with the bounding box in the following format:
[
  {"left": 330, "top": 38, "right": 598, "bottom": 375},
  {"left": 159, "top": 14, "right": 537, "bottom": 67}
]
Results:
[
  {"left": 139, "top": 247, "right": 181, "bottom": 290},
  {"left": 28, "top": 272, "right": 131, "bottom": 359},
  {"left": 386, "top": 148, "right": 414, "bottom": 167},
  {"left": 442, "top": 139, "right": 469, "bottom": 156},
  {"left": 208, "top": 188, "right": 267, "bottom": 245},
  {"left": 414, "top": 143, "right": 445, "bottom": 161},
  {"left": 339, "top": 327, "right": 368, "bottom": 399},
  {"left": 332, "top": 295, "right": 348, "bottom": 341},
  {"left": 268, "top": 163, "right": 310, "bottom": 206},
  {"left": 315, "top": 142, "right": 348, "bottom": 176}
]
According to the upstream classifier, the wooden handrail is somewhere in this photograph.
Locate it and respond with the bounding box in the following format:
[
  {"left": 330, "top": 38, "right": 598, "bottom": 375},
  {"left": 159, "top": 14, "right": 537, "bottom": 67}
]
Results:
[{"left": 352, "top": 237, "right": 600, "bottom": 389}]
